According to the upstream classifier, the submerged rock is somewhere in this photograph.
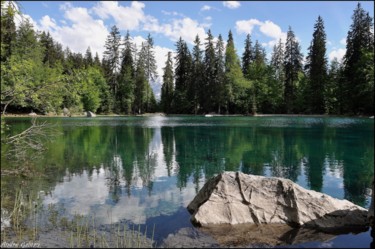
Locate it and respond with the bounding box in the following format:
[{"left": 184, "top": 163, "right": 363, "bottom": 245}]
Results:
[{"left": 187, "top": 172, "right": 368, "bottom": 230}]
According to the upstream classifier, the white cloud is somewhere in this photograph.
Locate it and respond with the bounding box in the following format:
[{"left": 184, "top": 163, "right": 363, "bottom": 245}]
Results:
[
  {"left": 235, "top": 19, "right": 262, "bottom": 34},
  {"left": 39, "top": 15, "right": 58, "bottom": 30},
  {"left": 144, "top": 17, "right": 208, "bottom": 45},
  {"left": 14, "top": 13, "right": 39, "bottom": 30},
  {"left": 340, "top": 37, "right": 346, "bottom": 46},
  {"left": 92, "top": 1, "right": 146, "bottom": 30},
  {"left": 161, "top": 10, "right": 184, "bottom": 17},
  {"left": 329, "top": 48, "right": 346, "bottom": 62},
  {"left": 327, "top": 40, "right": 332, "bottom": 46},
  {"left": 91, "top": 1, "right": 208, "bottom": 46},
  {"left": 201, "top": 5, "right": 212, "bottom": 11},
  {"left": 38, "top": 4, "right": 108, "bottom": 59},
  {"left": 223, "top": 1, "right": 241, "bottom": 9},
  {"left": 236, "top": 19, "right": 287, "bottom": 47}
]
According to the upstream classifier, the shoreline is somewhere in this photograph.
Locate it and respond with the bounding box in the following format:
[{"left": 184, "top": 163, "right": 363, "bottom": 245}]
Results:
[{"left": 1, "top": 113, "right": 374, "bottom": 118}]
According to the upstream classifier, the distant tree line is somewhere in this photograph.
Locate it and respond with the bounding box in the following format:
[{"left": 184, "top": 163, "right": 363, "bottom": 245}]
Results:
[{"left": 1, "top": 2, "right": 374, "bottom": 116}]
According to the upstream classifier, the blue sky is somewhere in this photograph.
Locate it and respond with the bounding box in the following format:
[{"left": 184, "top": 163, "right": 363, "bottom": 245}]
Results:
[{"left": 16, "top": 1, "right": 374, "bottom": 98}]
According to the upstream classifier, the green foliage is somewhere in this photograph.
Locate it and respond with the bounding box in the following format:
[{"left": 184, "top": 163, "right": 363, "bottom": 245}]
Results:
[
  {"left": 225, "top": 30, "right": 251, "bottom": 113},
  {"left": 343, "top": 3, "right": 374, "bottom": 115},
  {"left": 284, "top": 26, "right": 303, "bottom": 114},
  {"left": 0, "top": 2, "right": 373, "bottom": 116},
  {"left": 305, "top": 16, "right": 328, "bottom": 114},
  {"left": 173, "top": 37, "right": 192, "bottom": 113},
  {"left": 161, "top": 52, "right": 174, "bottom": 114}
]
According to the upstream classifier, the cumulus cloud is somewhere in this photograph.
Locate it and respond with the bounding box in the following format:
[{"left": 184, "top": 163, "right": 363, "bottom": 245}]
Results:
[
  {"left": 235, "top": 19, "right": 262, "bottom": 34},
  {"left": 144, "top": 17, "right": 208, "bottom": 45},
  {"left": 92, "top": 1, "right": 146, "bottom": 30},
  {"left": 91, "top": 1, "right": 209, "bottom": 45},
  {"left": 161, "top": 10, "right": 184, "bottom": 17},
  {"left": 236, "top": 19, "right": 287, "bottom": 47},
  {"left": 329, "top": 48, "right": 346, "bottom": 62},
  {"left": 223, "top": 1, "right": 241, "bottom": 9},
  {"left": 340, "top": 37, "right": 346, "bottom": 46},
  {"left": 37, "top": 3, "right": 109, "bottom": 58},
  {"left": 201, "top": 5, "right": 212, "bottom": 11}
]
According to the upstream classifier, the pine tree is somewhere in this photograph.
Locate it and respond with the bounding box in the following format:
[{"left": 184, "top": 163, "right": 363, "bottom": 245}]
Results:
[
  {"left": 103, "top": 25, "right": 121, "bottom": 105},
  {"left": 0, "top": 2, "right": 16, "bottom": 62},
  {"left": 271, "top": 39, "right": 285, "bottom": 82},
  {"left": 93, "top": 52, "right": 101, "bottom": 67},
  {"left": 189, "top": 35, "right": 204, "bottom": 114},
  {"left": 224, "top": 30, "right": 251, "bottom": 114},
  {"left": 284, "top": 26, "right": 303, "bottom": 114},
  {"left": 144, "top": 33, "right": 158, "bottom": 112},
  {"left": 84, "top": 46, "right": 93, "bottom": 67},
  {"left": 214, "top": 34, "right": 226, "bottom": 114},
  {"left": 242, "top": 33, "right": 253, "bottom": 78},
  {"left": 343, "top": 3, "right": 374, "bottom": 114},
  {"left": 305, "top": 16, "right": 328, "bottom": 114},
  {"left": 134, "top": 44, "right": 147, "bottom": 114},
  {"left": 325, "top": 58, "right": 343, "bottom": 114},
  {"left": 248, "top": 40, "right": 267, "bottom": 113},
  {"left": 118, "top": 31, "right": 135, "bottom": 114},
  {"left": 161, "top": 51, "right": 174, "bottom": 114},
  {"left": 270, "top": 39, "right": 285, "bottom": 112},
  {"left": 174, "top": 37, "right": 192, "bottom": 113},
  {"left": 39, "top": 31, "right": 62, "bottom": 67},
  {"left": 203, "top": 29, "right": 217, "bottom": 113}
]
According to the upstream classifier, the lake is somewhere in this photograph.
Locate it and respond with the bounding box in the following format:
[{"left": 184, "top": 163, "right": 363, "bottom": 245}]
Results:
[{"left": 1, "top": 116, "right": 374, "bottom": 247}]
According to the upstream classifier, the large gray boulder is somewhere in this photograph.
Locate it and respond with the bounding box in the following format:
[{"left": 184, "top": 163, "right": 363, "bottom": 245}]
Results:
[{"left": 187, "top": 172, "right": 368, "bottom": 229}]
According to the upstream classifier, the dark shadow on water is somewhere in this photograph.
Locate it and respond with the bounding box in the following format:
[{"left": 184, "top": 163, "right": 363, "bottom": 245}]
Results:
[{"left": 127, "top": 206, "right": 195, "bottom": 247}]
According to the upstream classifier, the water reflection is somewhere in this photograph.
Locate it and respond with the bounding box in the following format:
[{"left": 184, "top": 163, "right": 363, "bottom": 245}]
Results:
[{"left": 2, "top": 116, "right": 374, "bottom": 246}]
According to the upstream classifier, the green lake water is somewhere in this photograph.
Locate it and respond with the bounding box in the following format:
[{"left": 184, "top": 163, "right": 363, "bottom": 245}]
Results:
[{"left": 1, "top": 116, "right": 374, "bottom": 247}]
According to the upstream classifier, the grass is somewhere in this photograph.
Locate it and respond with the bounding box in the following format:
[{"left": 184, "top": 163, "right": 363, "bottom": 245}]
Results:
[{"left": 1, "top": 188, "right": 155, "bottom": 248}]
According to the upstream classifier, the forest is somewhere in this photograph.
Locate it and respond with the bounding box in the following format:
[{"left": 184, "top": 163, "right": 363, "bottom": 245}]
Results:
[{"left": 1, "top": 2, "right": 374, "bottom": 116}]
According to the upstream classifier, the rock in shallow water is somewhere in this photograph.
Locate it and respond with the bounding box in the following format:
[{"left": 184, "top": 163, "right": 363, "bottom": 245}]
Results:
[{"left": 187, "top": 172, "right": 368, "bottom": 230}]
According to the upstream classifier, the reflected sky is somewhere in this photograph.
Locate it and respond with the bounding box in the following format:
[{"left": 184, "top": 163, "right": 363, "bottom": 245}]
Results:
[{"left": 3, "top": 116, "right": 373, "bottom": 247}]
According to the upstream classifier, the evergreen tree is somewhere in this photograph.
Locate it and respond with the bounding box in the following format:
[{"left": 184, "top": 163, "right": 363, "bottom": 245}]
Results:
[
  {"left": 325, "top": 58, "right": 343, "bottom": 114},
  {"left": 174, "top": 37, "right": 192, "bottom": 113},
  {"left": 305, "top": 16, "right": 328, "bottom": 114},
  {"left": 134, "top": 45, "right": 147, "bottom": 114},
  {"left": 144, "top": 33, "right": 158, "bottom": 112},
  {"left": 39, "top": 31, "right": 63, "bottom": 67},
  {"left": 284, "top": 26, "right": 303, "bottom": 113},
  {"left": 117, "top": 31, "right": 135, "bottom": 114},
  {"left": 214, "top": 34, "right": 226, "bottom": 114},
  {"left": 248, "top": 40, "right": 267, "bottom": 113},
  {"left": 161, "top": 51, "right": 174, "bottom": 114},
  {"left": 93, "top": 52, "right": 101, "bottom": 68},
  {"left": 343, "top": 3, "right": 374, "bottom": 114},
  {"left": 0, "top": 2, "right": 16, "bottom": 62},
  {"left": 270, "top": 39, "right": 285, "bottom": 113},
  {"left": 189, "top": 35, "right": 204, "bottom": 114},
  {"left": 271, "top": 39, "right": 285, "bottom": 82},
  {"left": 242, "top": 33, "right": 253, "bottom": 77},
  {"left": 224, "top": 30, "right": 251, "bottom": 114},
  {"left": 203, "top": 29, "right": 216, "bottom": 113},
  {"left": 84, "top": 46, "right": 93, "bottom": 67},
  {"left": 103, "top": 25, "right": 121, "bottom": 105}
]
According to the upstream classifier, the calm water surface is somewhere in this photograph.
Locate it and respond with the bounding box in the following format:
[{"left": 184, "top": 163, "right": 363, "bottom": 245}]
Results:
[{"left": 2, "top": 116, "right": 374, "bottom": 247}]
